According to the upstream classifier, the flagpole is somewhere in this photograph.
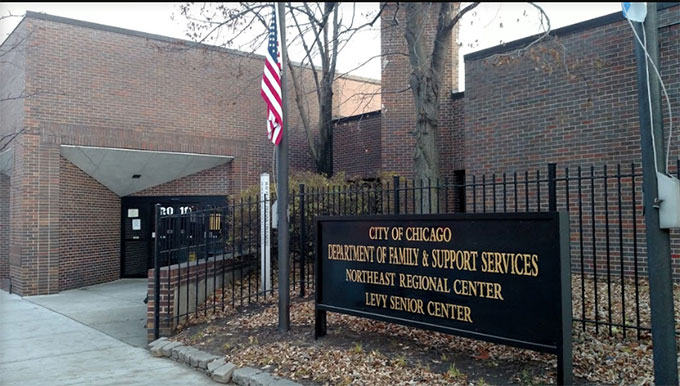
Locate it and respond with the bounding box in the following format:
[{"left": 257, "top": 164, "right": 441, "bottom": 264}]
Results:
[{"left": 276, "top": 1, "right": 290, "bottom": 333}]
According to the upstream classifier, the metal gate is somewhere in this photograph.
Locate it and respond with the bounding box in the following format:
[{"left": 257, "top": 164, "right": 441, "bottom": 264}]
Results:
[{"left": 121, "top": 196, "right": 227, "bottom": 278}]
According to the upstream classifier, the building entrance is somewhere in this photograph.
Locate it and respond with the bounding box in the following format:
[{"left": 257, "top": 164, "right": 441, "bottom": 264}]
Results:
[{"left": 120, "top": 196, "right": 227, "bottom": 278}]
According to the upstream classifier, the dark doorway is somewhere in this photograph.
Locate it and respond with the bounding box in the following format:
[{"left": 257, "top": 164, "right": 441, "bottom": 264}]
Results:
[{"left": 120, "top": 196, "right": 227, "bottom": 278}]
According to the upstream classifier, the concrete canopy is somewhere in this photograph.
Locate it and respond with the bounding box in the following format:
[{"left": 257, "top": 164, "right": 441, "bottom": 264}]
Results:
[
  {"left": 0, "top": 148, "right": 12, "bottom": 175},
  {"left": 60, "top": 145, "right": 233, "bottom": 196}
]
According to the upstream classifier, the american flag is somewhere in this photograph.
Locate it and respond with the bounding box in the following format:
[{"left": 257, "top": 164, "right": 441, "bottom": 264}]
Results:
[{"left": 261, "top": 6, "right": 283, "bottom": 145}]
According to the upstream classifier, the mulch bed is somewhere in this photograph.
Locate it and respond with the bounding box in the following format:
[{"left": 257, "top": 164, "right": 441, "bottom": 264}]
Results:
[{"left": 171, "top": 274, "right": 680, "bottom": 385}]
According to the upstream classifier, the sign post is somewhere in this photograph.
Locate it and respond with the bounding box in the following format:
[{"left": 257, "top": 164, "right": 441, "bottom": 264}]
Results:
[
  {"left": 276, "top": 1, "right": 290, "bottom": 332},
  {"left": 260, "top": 173, "right": 271, "bottom": 292},
  {"left": 315, "top": 213, "right": 572, "bottom": 384}
]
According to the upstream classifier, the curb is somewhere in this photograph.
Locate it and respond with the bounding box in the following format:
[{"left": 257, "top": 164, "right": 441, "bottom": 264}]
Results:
[{"left": 148, "top": 338, "right": 302, "bottom": 385}]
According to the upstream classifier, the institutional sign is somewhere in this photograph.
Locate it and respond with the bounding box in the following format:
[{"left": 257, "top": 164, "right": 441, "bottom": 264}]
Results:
[{"left": 315, "top": 213, "right": 572, "bottom": 384}]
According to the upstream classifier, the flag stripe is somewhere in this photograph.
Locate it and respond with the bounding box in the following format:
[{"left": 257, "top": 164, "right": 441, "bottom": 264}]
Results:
[
  {"left": 262, "top": 75, "right": 282, "bottom": 109},
  {"left": 261, "top": 86, "right": 282, "bottom": 123},
  {"left": 261, "top": 5, "right": 283, "bottom": 145},
  {"left": 263, "top": 60, "right": 281, "bottom": 93},
  {"left": 263, "top": 81, "right": 282, "bottom": 125}
]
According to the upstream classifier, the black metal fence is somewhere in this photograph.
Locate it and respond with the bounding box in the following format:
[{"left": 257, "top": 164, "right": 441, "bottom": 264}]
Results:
[{"left": 153, "top": 161, "right": 680, "bottom": 340}]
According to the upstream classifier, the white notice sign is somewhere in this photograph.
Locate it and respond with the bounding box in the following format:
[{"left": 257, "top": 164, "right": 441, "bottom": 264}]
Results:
[
  {"left": 128, "top": 209, "right": 139, "bottom": 218},
  {"left": 132, "top": 219, "right": 141, "bottom": 230},
  {"left": 260, "top": 173, "right": 271, "bottom": 292}
]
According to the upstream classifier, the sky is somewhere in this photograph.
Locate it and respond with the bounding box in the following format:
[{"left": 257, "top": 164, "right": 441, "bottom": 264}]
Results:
[{"left": 0, "top": 2, "right": 622, "bottom": 89}]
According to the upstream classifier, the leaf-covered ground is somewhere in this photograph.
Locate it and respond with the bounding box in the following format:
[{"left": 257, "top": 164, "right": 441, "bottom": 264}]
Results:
[{"left": 172, "top": 274, "right": 680, "bottom": 385}]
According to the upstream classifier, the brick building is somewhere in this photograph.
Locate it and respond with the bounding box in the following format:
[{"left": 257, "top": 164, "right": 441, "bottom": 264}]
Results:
[
  {"left": 335, "top": 3, "right": 678, "bottom": 179},
  {"left": 2, "top": 4, "right": 679, "bottom": 295},
  {"left": 0, "top": 12, "right": 378, "bottom": 295},
  {"left": 334, "top": 2, "right": 465, "bottom": 182},
  {"left": 333, "top": 3, "right": 679, "bottom": 278}
]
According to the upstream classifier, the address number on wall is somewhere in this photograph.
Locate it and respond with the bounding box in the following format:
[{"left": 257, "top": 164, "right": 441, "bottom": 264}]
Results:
[{"left": 159, "top": 206, "right": 193, "bottom": 216}]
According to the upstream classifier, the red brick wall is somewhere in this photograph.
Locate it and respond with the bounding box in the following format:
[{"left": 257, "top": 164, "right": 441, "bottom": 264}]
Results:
[
  {"left": 380, "top": 2, "right": 460, "bottom": 178},
  {"left": 59, "top": 157, "right": 121, "bottom": 290},
  {"left": 332, "top": 76, "right": 381, "bottom": 118},
  {"left": 440, "top": 93, "right": 465, "bottom": 183},
  {"left": 0, "top": 21, "right": 26, "bottom": 294},
  {"left": 133, "top": 164, "right": 231, "bottom": 197},
  {"left": 7, "top": 138, "right": 24, "bottom": 294},
  {"left": 459, "top": 6, "right": 680, "bottom": 279},
  {"left": 463, "top": 6, "right": 679, "bottom": 175},
  {"left": 147, "top": 256, "right": 237, "bottom": 341},
  {"left": 289, "top": 125, "right": 317, "bottom": 173},
  {"left": 18, "top": 136, "right": 61, "bottom": 295},
  {"left": 4, "top": 13, "right": 326, "bottom": 295},
  {"left": 0, "top": 174, "right": 9, "bottom": 290},
  {"left": 333, "top": 111, "right": 382, "bottom": 179},
  {"left": 20, "top": 15, "right": 313, "bottom": 192}
]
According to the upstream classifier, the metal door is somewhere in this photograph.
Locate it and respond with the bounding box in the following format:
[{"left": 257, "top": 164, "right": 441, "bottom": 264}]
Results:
[{"left": 121, "top": 196, "right": 227, "bottom": 278}]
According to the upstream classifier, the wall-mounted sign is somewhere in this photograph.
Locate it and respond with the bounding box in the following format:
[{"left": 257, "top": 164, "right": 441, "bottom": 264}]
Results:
[
  {"left": 315, "top": 213, "right": 572, "bottom": 384},
  {"left": 159, "top": 206, "right": 193, "bottom": 216},
  {"left": 128, "top": 209, "right": 139, "bottom": 218},
  {"left": 132, "top": 219, "right": 141, "bottom": 231}
]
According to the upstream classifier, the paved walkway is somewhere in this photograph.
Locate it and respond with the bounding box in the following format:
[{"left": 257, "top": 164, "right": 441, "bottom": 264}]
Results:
[
  {"left": 26, "top": 279, "right": 148, "bottom": 347},
  {"left": 0, "top": 287, "right": 216, "bottom": 385}
]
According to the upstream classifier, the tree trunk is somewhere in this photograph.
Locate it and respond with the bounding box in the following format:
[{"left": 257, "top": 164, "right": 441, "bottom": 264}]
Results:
[
  {"left": 317, "top": 115, "right": 333, "bottom": 176},
  {"left": 316, "top": 74, "right": 334, "bottom": 176},
  {"left": 410, "top": 67, "right": 441, "bottom": 213}
]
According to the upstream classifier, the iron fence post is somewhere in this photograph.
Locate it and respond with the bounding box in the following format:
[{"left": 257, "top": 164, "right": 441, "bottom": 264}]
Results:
[
  {"left": 299, "top": 184, "right": 306, "bottom": 297},
  {"left": 153, "top": 203, "right": 160, "bottom": 340},
  {"left": 393, "top": 176, "right": 400, "bottom": 215},
  {"left": 548, "top": 163, "right": 557, "bottom": 212}
]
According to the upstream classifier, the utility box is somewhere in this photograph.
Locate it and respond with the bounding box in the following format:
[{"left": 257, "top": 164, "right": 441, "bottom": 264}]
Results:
[{"left": 657, "top": 172, "right": 680, "bottom": 229}]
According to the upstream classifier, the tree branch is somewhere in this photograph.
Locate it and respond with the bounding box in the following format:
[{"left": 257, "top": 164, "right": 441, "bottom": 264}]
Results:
[
  {"left": 287, "top": 59, "right": 319, "bottom": 163},
  {"left": 486, "top": 2, "right": 552, "bottom": 60},
  {"left": 0, "top": 128, "right": 26, "bottom": 153},
  {"left": 441, "top": 2, "right": 481, "bottom": 33},
  {"left": 290, "top": 9, "right": 323, "bottom": 104}
]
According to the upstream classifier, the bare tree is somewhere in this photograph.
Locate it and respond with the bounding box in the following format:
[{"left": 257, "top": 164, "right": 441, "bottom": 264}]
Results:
[
  {"left": 403, "top": 2, "right": 549, "bottom": 212},
  {"left": 403, "top": 2, "right": 480, "bottom": 189},
  {"left": 0, "top": 12, "right": 30, "bottom": 155},
  {"left": 178, "top": 2, "right": 383, "bottom": 176}
]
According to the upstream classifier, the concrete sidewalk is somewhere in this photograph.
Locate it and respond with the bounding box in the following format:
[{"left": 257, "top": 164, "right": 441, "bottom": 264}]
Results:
[
  {"left": 0, "top": 290, "right": 217, "bottom": 386},
  {"left": 26, "top": 279, "right": 148, "bottom": 347}
]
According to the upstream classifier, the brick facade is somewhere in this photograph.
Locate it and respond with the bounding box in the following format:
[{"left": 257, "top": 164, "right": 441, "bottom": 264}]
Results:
[
  {"left": 332, "top": 76, "right": 381, "bottom": 118},
  {"left": 461, "top": 5, "right": 680, "bottom": 278},
  {"left": 333, "top": 4, "right": 680, "bottom": 279},
  {"left": 440, "top": 93, "right": 465, "bottom": 182},
  {"left": 0, "top": 20, "right": 25, "bottom": 294},
  {"left": 3, "top": 6, "right": 679, "bottom": 294},
  {"left": 58, "top": 158, "right": 121, "bottom": 291},
  {"left": 333, "top": 111, "right": 382, "bottom": 179},
  {"left": 0, "top": 12, "right": 378, "bottom": 295},
  {"left": 335, "top": 4, "right": 465, "bottom": 182},
  {"left": 463, "top": 7, "right": 679, "bottom": 175},
  {"left": 132, "top": 164, "right": 232, "bottom": 197},
  {"left": 146, "top": 256, "right": 240, "bottom": 342},
  {"left": 379, "top": 2, "right": 460, "bottom": 179},
  {"left": 0, "top": 174, "right": 9, "bottom": 290}
]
